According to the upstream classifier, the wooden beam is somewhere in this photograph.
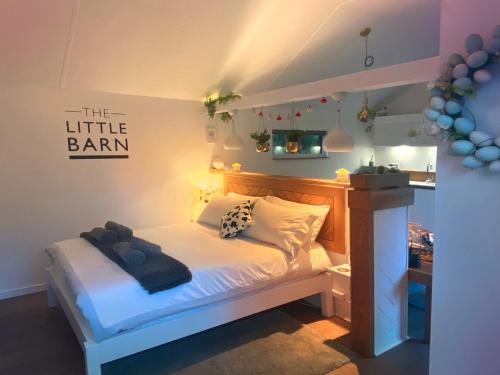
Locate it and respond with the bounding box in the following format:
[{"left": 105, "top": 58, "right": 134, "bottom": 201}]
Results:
[{"left": 221, "top": 56, "right": 439, "bottom": 110}]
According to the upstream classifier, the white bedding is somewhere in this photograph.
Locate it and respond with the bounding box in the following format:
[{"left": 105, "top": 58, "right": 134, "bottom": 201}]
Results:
[{"left": 47, "top": 222, "right": 332, "bottom": 342}]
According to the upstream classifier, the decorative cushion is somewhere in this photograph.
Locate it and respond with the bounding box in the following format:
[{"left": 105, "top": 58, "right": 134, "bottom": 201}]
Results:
[
  {"left": 220, "top": 200, "right": 254, "bottom": 239},
  {"left": 242, "top": 199, "right": 316, "bottom": 258},
  {"left": 198, "top": 194, "right": 254, "bottom": 227},
  {"left": 264, "top": 196, "right": 330, "bottom": 246}
]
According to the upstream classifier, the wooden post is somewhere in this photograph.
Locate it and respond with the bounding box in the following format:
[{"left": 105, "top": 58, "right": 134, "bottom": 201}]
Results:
[{"left": 348, "top": 184, "right": 414, "bottom": 357}]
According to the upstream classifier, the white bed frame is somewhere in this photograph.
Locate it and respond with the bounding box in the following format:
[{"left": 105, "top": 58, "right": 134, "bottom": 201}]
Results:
[
  {"left": 47, "top": 267, "right": 334, "bottom": 375},
  {"left": 47, "top": 171, "right": 348, "bottom": 375}
]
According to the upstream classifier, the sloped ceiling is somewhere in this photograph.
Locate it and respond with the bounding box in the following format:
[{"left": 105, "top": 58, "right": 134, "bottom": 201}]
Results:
[{"left": 0, "top": 0, "right": 440, "bottom": 101}]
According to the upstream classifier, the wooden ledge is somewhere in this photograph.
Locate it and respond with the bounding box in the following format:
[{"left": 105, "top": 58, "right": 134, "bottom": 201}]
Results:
[{"left": 348, "top": 187, "right": 414, "bottom": 211}]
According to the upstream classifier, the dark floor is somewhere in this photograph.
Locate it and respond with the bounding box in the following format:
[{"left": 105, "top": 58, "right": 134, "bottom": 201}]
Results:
[{"left": 0, "top": 292, "right": 429, "bottom": 375}]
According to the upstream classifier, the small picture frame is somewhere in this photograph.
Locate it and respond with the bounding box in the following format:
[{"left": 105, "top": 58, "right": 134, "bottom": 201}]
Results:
[{"left": 206, "top": 127, "right": 217, "bottom": 144}]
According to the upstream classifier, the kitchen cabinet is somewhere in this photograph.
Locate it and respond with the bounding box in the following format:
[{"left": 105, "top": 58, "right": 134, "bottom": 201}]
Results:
[{"left": 373, "top": 114, "right": 436, "bottom": 147}]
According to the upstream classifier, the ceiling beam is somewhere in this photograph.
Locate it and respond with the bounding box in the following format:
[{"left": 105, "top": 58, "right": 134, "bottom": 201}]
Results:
[{"left": 220, "top": 56, "right": 439, "bottom": 110}]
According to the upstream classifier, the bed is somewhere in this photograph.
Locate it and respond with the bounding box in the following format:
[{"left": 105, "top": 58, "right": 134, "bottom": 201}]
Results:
[{"left": 46, "top": 172, "right": 349, "bottom": 375}]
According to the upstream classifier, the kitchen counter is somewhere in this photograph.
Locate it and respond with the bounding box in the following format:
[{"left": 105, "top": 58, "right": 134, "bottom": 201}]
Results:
[{"left": 410, "top": 181, "right": 435, "bottom": 190}]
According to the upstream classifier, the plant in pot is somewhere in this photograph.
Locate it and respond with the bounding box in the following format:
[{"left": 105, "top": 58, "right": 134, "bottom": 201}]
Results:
[
  {"left": 286, "top": 129, "right": 305, "bottom": 153},
  {"left": 250, "top": 129, "right": 271, "bottom": 152}
]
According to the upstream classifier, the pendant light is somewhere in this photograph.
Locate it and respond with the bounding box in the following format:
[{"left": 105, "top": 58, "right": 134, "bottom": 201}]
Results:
[
  {"left": 223, "top": 110, "right": 244, "bottom": 150},
  {"left": 323, "top": 92, "right": 354, "bottom": 152},
  {"left": 357, "top": 27, "right": 374, "bottom": 123}
]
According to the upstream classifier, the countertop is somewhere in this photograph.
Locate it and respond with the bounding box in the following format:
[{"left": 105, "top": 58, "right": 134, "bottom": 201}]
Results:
[{"left": 410, "top": 181, "right": 435, "bottom": 190}]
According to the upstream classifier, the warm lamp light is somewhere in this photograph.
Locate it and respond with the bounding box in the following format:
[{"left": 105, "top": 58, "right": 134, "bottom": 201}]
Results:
[{"left": 323, "top": 93, "right": 354, "bottom": 153}]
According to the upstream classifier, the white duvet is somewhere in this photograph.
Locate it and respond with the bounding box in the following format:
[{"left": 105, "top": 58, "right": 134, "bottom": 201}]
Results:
[{"left": 47, "top": 222, "right": 332, "bottom": 342}]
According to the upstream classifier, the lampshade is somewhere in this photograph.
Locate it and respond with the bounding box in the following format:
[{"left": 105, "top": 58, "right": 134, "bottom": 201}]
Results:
[
  {"left": 224, "top": 119, "right": 244, "bottom": 150},
  {"left": 323, "top": 94, "right": 354, "bottom": 152}
]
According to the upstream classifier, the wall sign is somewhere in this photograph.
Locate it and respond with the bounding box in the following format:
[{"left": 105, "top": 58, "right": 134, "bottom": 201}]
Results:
[{"left": 65, "top": 107, "right": 129, "bottom": 160}]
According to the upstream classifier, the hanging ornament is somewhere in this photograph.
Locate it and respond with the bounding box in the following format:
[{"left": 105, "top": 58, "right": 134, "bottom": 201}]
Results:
[
  {"left": 295, "top": 111, "right": 302, "bottom": 118},
  {"left": 357, "top": 27, "right": 375, "bottom": 126},
  {"left": 276, "top": 114, "right": 283, "bottom": 121},
  {"left": 306, "top": 105, "right": 313, "bottom": 112},
  {"left": 320, "top": 97, "right": 328, "bottom": 104},
  {"left": 268, "top": 113, "right": 273, "bottom": 120},
  {"left": 258, "top": 111, "right": 263, "bottom": 117}
]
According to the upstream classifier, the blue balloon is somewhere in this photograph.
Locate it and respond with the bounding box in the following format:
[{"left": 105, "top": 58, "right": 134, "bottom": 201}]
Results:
[
  {"left": 462, "top": 155, "right": 484, "bottom": 169},
  {"left": 493, "top": 25, "right": 500, "bottom": 39},
  {"left": 448, "top": 53, "right": 464, "bottom": 66},
  {"left": 452, "top": 64, "right": 469, "bottom": 79},
  {"left": 454, "top": 117, "right": 475, "bottom": 135},
  {"left": 437, "top": 114, "right": 454, "bottom": 129},
  {"left": 423, "top": 108, "right": 440, "bottom": 122},
  {"left": 445, "top": 100, "right": 462, "bottom": 115},
  {"left": 466, "top": 50, "right": 489, "bottom": 68},
  {"left": 451, "top": 140, "right": 475, "bottom": 155},
  {"left": 430, "top": 96, "right": 446, "bottom": 111},
  {"left": 465, "top": 34, "right": 484, "bottom": 53},
  {"left": 475, "top": 146, "right": 500, "bottom": 162},
  {"left": 430, "top": 87, "right": 443, "bottom": 97},
  {"left": 484, "top": 38, "right": 500, "bottom": 53},
  {"left": 453, "top": 77, "right": 472, "bottom": 90}
]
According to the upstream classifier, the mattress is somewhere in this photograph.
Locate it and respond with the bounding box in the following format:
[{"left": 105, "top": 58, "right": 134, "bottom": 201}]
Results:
[{"left": 46, "top": 222, "right": 332, "bottom": 342}]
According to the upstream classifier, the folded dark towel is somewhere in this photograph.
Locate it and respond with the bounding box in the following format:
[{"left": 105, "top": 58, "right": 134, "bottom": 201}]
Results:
[
  {"left": 105, "top": 221, "right": 133, "bottom": 239},
  {"left": 112, "top": 242, "right": 146, "bottom": 266},
  {"left": 130, "top": 237, "right": 162, "bottom": 255},
  {"left": 80, "top": 232, "right": 192, "bottom": 294},
  {"left": 88, "top": 227, "right": 117, "bottom": 243}
]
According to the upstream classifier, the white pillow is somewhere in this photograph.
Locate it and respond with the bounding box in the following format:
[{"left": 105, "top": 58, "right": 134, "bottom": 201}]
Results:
[
  {"left": 264, "top": 195, "right": 330, "bottom": 243},
  {"left": 198, "top": 194, "right": 252, "bottom": 227},
  {"left": 227, "top": 192, "right": 261, "bottom": 202},
  {"left": 242, "top": 199, "right": 316, "bottom": 258}
]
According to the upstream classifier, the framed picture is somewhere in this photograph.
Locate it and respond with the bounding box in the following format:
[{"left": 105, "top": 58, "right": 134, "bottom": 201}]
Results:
[
  {"left": 272, "top": 129, "right": 329, "bottom": 160},
  {"left": 205, "top": 127, "right": 217, "bottom": 144}
]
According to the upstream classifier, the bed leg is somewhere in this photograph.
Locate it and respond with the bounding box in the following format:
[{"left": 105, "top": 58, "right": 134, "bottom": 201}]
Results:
[
  {"left": 321, "top": 290, "right": 334, "bottom": 318},
  {"left": 85, "top": 352, "right": 102, "bottom": 375},
  {"left": 46, "top": 279, "right": 58, "bottom": 308}
]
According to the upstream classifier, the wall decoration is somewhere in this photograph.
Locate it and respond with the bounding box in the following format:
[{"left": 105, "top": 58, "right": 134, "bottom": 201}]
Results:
[
  {"left": 423, "top": 25, "right": 500, "bottom": 172},
  {"left": 272, "top": 129, "right": 328, "bottom": 160},
  {"left": 205, "top": 126, "right": 217, "bottom": 143},
  {"left": 203, "top": 92, "right": 242, "bottom": 123},
  {"left": 64, "top": 107, "right": 129, "bottom": 160}
]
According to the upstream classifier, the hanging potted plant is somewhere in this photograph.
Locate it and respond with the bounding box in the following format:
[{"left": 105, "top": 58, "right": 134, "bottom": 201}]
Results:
[
  {"left": 250, "top": 129, "right": 271, "bottom": 152},
  {"left": 286, "top": 129, "right": 305, "bottom": 153},
  {"left": 203, "top": 92, "right": 242, "bottom": 123}
]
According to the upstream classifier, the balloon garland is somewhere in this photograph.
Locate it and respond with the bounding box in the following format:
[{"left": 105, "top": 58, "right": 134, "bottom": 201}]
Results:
[{"left": 423, "top": 25, "right": 500, "bottom": 172}]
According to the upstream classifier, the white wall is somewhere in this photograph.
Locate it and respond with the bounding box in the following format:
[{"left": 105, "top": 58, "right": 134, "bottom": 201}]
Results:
[
  {"left": 0, "top": 85, "right": 211, "bottom": 298},
  {"left": 430, "top": 2, "right": 500, "bottom": 374},
  {"left": 211, "top": 91, "right": 378, "bottom": 179}
]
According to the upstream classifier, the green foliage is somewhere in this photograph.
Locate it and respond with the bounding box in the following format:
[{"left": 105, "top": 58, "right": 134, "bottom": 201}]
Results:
[
  {"left": 203, "top": 92, "right": 242, "bottom": 121},
  {"left": 287, "top": 129, "right": 305, "bottom": 142},
  {"left": 249, "top": 129, "right": 271, "bottom": 144},
  {"left": 408, "top": 128, "right": 419, "bottom": 138},
  {"left": 219, "top": 111, "right": 233, "bottom": 123}
]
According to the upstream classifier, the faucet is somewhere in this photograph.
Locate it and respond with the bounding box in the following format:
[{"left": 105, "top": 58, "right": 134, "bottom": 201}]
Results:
[{"left": 426, "top": 163, "right": 433, "bottom": 183}]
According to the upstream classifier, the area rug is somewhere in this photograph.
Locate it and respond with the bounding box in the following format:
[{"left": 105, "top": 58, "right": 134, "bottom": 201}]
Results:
[{"left": 104, "top": 309, "right": 352, "bottom": 375}]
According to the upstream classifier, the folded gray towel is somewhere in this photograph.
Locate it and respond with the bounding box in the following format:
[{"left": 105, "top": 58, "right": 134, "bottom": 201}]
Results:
[
  {"left": 89, "top": 227, "right": 117, "bottom": 243},
  {"left": 105, "top": 221, "right": 133, "bottom": 239},
  {"left": 130, "top": 237, "right": 162, "bottom": 255},
  {"left": 112, "top": 242, "right": 146, "bottom": 266}
]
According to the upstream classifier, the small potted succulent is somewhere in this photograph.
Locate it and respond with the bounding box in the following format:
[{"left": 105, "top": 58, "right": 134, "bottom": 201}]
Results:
[
  {"left": 249, "top": 129, "right": 271, "bottom": 152},
  {"left": 285, "top": 129, "right": 305, "bottom": 153}
]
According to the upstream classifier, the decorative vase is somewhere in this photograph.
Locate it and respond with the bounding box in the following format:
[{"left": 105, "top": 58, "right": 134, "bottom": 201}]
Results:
[
  {"left": 285, "top": 141, "right": 300, "bottom": 153},
  {"left": 256, "top": 142, "right": 270, "bottom": 153}
]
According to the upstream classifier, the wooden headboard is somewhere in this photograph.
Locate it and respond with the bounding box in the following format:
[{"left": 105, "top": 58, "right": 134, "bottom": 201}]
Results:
[{"left": 223, "top": 171, "right": 349, "bottom": 254}]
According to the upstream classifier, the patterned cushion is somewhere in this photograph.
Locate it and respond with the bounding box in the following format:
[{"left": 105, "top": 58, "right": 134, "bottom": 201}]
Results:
[{"left": 220, "top": 200, "right": 254, "bottom": 239}]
